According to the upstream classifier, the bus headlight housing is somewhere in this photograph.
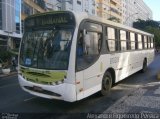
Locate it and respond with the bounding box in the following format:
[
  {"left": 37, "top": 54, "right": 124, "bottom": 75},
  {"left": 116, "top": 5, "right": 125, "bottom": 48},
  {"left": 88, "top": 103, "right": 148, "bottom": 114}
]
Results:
[{"left": 52, "top": 79, "right": 64, "bottom": 85}]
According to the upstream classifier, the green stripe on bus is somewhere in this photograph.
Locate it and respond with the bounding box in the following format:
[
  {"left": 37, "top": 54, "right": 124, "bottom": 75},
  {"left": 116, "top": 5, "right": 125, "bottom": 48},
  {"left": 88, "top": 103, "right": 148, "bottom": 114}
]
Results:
[{"left": 20, "top": 67, "right": 66, "bottom": 84}]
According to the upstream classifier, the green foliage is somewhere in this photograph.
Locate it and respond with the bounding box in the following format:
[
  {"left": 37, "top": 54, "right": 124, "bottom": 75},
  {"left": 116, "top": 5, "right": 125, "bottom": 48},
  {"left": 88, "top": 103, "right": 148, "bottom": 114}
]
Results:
[
  {"left": 133, "top": 19, "right": 160, "bottom": 30},
  {"left": 108, "top": 17, "right": 120, "bottom": 23},
  {"left": 0, "top": 51, "right": 13, "bottom": 68},
  {"left": 133, "top": 20, "right": 160, "bottom": 48},
  {"left": 145, "top": 26, "right": 160, "bottom": 47},
  {"left": 0, "top": 51, "right": 12, "bottom": 63}
]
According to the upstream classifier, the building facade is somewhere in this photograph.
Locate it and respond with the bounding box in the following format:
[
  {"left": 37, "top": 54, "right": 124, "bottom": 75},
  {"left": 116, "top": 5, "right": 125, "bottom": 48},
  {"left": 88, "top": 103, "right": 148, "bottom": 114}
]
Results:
[
  {"left": 44, "top": 0, "right": 97, "bottom": 16},
  {"left": 0, "top": 0, "right": 22, "bottom": 52},
  {"left": 0, "top": 0, "right": 47, "bottom": 53},
  {"left": 45, "top": 0, "right": 152, "bottom": 26},
  {"left": 96, "top": 0, "right": 122, "bottom": 23},
  {"left": 121, "top": 0, "right": 126, "bottom": 24},
  {"left": 0, "top": 0, "right": 152, "bottom": 58},
  {"left": 21, "top": 0, "right": 46, "bottom": 32},
  {"left": 21, "top": 0, "right": 46, "bottom": 20},
  {"left": 124, "top": 0, "right": 152, "bottom": 26},
  {"left": 45, "top": 0, "right": 122, "bottom": 23}
]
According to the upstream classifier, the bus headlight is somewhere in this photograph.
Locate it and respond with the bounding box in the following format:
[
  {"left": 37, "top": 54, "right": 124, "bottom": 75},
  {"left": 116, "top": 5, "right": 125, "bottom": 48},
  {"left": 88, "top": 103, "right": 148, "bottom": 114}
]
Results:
[
  {"left": 52, "top": 82, "right": 56, "bottom": 86},
  {"left": 58, "top": 81, "right": 62, "bottom": 84},
  {"left": 53, "top": 79, "right": 64, "bottom": 85}
]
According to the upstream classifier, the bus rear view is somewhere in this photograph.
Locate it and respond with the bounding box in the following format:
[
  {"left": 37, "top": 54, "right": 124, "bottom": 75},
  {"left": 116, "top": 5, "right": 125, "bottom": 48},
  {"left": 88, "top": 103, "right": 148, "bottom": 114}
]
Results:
[{"left": 18, "top": 11, "right": 77, "bottom": 102}]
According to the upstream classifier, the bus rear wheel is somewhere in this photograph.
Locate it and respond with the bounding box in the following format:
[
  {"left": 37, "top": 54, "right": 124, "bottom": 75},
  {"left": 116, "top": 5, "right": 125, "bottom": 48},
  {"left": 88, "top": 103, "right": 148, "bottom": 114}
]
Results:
[
  {"left": 101, "top": 72, "right": 112, "bottom": 96},
  {"left": 141, "top": 59, "right": 147, "bottom": 73}
]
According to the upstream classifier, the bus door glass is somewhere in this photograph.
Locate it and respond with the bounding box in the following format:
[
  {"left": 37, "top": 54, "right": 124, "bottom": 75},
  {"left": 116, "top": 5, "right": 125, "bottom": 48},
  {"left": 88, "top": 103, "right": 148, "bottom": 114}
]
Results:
[
  {"left": 76, "top": 22, "right": 102, "bottom": 97},
  {"left": 76, "top": 22, "right": 102, "bottom": 71}
]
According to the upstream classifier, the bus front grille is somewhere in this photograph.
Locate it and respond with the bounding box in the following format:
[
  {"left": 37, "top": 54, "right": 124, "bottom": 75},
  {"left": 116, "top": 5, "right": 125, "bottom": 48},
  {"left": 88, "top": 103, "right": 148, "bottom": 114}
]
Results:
[{"left": 24, "top": 86, "right": 61, "bottom": 97}]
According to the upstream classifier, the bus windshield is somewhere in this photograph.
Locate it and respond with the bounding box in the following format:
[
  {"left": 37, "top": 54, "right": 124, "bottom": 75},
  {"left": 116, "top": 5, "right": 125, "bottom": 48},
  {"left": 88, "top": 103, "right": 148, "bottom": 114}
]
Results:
[{"left": 20, "top": 27, "right": 73, "bottom": 70}]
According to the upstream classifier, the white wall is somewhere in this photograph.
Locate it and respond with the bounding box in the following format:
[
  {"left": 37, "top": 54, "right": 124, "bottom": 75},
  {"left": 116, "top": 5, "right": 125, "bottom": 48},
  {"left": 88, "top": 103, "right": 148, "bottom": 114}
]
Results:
[
  {"left": 45, "top": 0, "right": 96, "bottom": 16},
  {"left": 124, "top": 0, "right": 153, "bottom": 27},
  {"left": 44, "top": 0, "right": 152, "bottom": 27}
]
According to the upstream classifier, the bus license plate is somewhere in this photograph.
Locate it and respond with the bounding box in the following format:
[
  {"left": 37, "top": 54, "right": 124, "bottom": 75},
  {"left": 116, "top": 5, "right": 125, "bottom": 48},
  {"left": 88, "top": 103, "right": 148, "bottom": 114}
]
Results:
[{"left": 33, "top": 86, "right": 43, "bottom": 92}]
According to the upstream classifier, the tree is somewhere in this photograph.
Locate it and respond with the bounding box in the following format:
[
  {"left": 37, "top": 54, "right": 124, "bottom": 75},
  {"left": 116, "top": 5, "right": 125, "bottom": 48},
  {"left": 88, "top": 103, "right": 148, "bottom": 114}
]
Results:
[
  {"left": 133, "top": 19, "right": 160, "bottom": 29},
  {"left": 145, "top": 26, "right": 160, "bottom": 48},
  {"left": 108, "top": 17, "right": 120, "bottom": 23},
  {"left": 133, "top": 20, "right": 160, "bottom": 48}
]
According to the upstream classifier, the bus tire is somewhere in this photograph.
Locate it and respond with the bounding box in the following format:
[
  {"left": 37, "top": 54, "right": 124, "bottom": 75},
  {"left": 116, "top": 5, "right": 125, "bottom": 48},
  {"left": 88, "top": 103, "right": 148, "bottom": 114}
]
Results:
[
  {"left": 101, "top": 72, "right": 112, "bottom": 96},
  {"left": 141, "top": 59, "right": 147, "bottom": 73}
]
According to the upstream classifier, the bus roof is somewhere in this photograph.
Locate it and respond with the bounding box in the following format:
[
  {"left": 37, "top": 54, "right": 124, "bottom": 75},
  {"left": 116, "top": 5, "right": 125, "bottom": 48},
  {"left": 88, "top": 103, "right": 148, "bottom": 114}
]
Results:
[
  {"left": 72, "top": 11, "right": 154, "bottom": 37},
  {"left": 25, "top": 11, "right": 154, "bottom": 37}
]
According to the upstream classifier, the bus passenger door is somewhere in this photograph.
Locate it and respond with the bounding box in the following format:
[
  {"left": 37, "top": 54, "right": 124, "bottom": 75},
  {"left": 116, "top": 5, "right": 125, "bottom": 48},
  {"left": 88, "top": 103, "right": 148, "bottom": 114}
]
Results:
[
  {"left": 75, "top": 71, "right": 84, "bottom": 100},
  {"left": 76, "top": 22, "right": 103, "bottom": 99}
]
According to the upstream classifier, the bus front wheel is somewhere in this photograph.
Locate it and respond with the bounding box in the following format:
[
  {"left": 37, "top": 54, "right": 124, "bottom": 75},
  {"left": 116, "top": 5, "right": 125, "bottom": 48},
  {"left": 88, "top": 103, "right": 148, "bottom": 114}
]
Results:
[{"left": 101, "top": 72, "right": 112, "bottom": 96}]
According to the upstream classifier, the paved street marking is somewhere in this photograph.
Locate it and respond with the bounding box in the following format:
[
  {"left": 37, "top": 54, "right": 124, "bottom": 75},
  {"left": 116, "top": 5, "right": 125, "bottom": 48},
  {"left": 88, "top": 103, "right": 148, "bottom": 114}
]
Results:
[
  {"left": 157, "top": 71, "right": 160, "bottom": 80},
  {"left": 24, "top": 97, "right": 36, "bottom": 102},
  {"left": 113, "top": 84, "right": 141, "bottom": 90}
]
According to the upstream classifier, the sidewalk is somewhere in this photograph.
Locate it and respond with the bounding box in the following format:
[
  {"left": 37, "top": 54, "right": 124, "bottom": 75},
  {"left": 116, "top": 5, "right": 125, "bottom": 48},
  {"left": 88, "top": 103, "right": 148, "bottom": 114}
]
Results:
[
  {"left": 0, "top": 71, "right": 17, "bottom": 78},
  {"left": 101, "top": 81, "right": 160, "bottom": 114},
  {"left": 157, "top": 71, "right": 160, "bottom": 80}
]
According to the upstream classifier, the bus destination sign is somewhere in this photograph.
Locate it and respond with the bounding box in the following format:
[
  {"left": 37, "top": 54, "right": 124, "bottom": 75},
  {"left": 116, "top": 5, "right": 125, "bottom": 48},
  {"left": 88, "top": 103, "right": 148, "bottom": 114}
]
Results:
[{"left": 25, "top": 12, "right": 75, "bottom": 29}]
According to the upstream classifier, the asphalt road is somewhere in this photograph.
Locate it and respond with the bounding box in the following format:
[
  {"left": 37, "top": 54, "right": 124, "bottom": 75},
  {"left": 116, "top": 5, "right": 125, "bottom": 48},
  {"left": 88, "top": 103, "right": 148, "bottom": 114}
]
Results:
[{"left": 0, "top": 54, "right": 160, "bottom": 119}]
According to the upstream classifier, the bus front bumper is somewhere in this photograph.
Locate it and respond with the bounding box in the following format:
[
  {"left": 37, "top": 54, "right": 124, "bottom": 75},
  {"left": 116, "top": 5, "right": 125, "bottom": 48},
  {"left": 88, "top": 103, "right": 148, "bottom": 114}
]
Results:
[{"left": 18, "top": 75, "right": 76, "bottom": 102}]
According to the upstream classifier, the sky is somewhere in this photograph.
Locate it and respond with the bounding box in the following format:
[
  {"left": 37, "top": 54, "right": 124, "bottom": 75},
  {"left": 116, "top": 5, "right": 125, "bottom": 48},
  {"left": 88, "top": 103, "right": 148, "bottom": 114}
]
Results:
[{"left": 143, "top": 0, "right": 160, "bottom": 21}]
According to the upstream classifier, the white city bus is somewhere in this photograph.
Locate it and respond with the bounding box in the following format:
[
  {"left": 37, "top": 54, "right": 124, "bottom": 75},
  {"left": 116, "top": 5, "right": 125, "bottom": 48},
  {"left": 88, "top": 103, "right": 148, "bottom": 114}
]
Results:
[{"left": 18, "top": 11, "right": 154, "bottom": 102}]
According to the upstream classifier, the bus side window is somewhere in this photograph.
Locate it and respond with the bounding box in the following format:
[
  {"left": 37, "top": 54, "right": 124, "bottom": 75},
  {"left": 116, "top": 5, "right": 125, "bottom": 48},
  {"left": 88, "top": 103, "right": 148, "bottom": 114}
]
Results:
[
  {"left": 76, "top": 23, "right": 102, "bottom": 71},
  {"left": 84, "top": 32, "right": 100, "bottom": 55},
  {"left": 77, "top": 32, "right": 83, "bottom": 56},
  {"left": 107, "top": 27, "right": 116, "bottom": 52},
  {"left": 147, "top": 36, "right": 150, "bottom": 49},
  {"left": 151, "top": 37, "right": 154, "bottom": 48},
  {"left": 144, "top": 36, "right": 147, "bottom": 49},
  {"left": 130, "top": 32, "right": 135, "bottom": 50},
  {"left": 148, "top": 37, "right": 151, "bottom": 49},
  {"left": 138, "top": 34, "right": 142, "bottom": 49},
  {"left": 120, "top": 30, "right": 127, "bottom": 51}
]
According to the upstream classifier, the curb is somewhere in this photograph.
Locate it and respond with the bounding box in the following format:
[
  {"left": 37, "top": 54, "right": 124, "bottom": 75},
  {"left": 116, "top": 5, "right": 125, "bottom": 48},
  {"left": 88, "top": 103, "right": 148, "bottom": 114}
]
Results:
[
  {"left": 157, "top": 72, "right": 160, "bottom": 80},
  {"left": 0, "top": 72, "right": 17, "bottom": 78}
]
